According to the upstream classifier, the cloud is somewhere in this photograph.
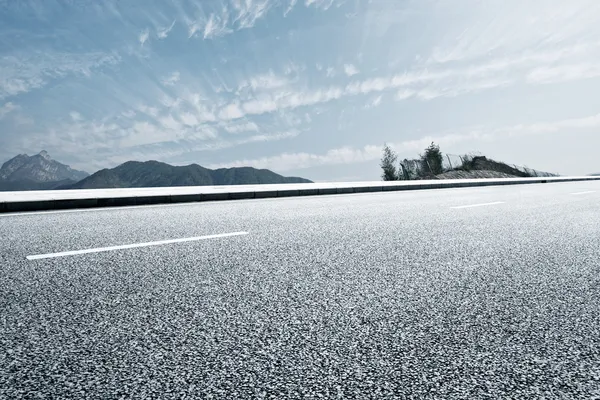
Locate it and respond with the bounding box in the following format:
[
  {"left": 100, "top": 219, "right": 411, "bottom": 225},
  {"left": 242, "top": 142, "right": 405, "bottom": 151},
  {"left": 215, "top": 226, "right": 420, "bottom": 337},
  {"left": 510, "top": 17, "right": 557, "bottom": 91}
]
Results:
[
  {"left": 119, "top": 121, "right": 175, "bottom": 147},
  {"left": 232, "top": 87, "right": 344, "bottom": 119},
  {"left": 232, "top": 0, "right": 272, "bottom": 30},
  {"left": 395, "top": 89, "right": 415, "bottom": 101},
  {"left": 158, "top": 114, "right": 183, "bottom": 131},
  {"left": 214, "top": 40, "right": 600, "bottom": 122},
  {"left": 284, "top": 0, "right": 298, "bottom": 16},
  {"left": 203, "top": 12, "right": 232, "bottom": 39},
  {"left": 284, "top": 62, "right": 304, "bottom": 76},
  {"left": 208, "top": 144, "right": 381, "bottom": 171},
  {"left": 149, "top": 130, "right": 299, "bottom": 167},
  {"left": 365, "top": 95, "right": 382, "bottom": 109},
  {"left": 184, "top": 0, "right": 275, "bottom": 39},
  {"left": 0, "top": 51, "right": 120, "bottom": 99},
  {"left": 121, "top": 110, "right": 136, "bottom": 118},
  {"left": 425, "top": 2, "right": 600, "bottom": 66},
  {"left": 326, "top": 67, "right": 335, "bottom": 77},
  {"left": 305, "top": 0, "right": 336, "bottom": 10},
  {"left": 504, "top": 112, "right": 600, "bottom": 135},
  {"left": 157, "top": 20, "right": 176, "bottom": 39},
  {"left": 344, "top": 64, "right": 360, "bottom": 77},
  {"left": 162, "top": 71, "right": 181, "bottom": 87},
  {"left": 237, "top": 130, "right": 298, "bottom": 145},
  {"left": 222, "top": 121, "right": 260, "bottom": 134},
  {"left": 0, "top": 102, "right": 18, "bottom": 119},
  {"left": 137, "top": 104, "right": 160, "bottom": 118},
  {"left": 187, "top": 21, "right": 202, "bottom": 38},
  {"left": 69, "top": 111, "right": 82, "bottom": 121},
  {"left": 218, "top": 103, "right": 245, "bottom": 120},
  {"left": 139, "top": 28, "right": 150, "bottom": 46},
  {"left": 184, "top": 93, "right": 218, "bottom": 122},
  {"left": 527, "top": 63, "right": 600, "bottom": 84},
  {"left": 239, "top": 71, "right": 289, "bottom": 92},
  {"left": 180, "top": 112, "right": 200, "bottom": 127}
]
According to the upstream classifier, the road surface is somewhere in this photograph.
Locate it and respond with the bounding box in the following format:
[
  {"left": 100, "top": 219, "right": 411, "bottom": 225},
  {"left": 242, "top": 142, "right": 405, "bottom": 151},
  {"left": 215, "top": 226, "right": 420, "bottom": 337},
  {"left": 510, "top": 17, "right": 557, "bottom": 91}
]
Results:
[{"left": 1, "top": 181, "right": 600, "bottom": 398}]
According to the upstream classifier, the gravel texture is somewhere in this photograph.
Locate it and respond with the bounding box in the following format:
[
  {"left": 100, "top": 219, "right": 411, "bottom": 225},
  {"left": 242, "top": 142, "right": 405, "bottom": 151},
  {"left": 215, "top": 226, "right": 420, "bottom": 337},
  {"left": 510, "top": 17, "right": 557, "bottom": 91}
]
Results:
[
  {"left": 436, "top": 170, "right": 518, "bottom": 179},
  {"left": 1, "top": 181, "right": 600, "bottom": 399}
]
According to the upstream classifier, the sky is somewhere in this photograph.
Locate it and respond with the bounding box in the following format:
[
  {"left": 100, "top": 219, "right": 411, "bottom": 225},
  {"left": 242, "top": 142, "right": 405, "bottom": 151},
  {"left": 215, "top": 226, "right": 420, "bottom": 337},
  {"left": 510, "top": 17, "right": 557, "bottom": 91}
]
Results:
[{"left": 1, "top": 0, "right": 600, "bottom": 181}]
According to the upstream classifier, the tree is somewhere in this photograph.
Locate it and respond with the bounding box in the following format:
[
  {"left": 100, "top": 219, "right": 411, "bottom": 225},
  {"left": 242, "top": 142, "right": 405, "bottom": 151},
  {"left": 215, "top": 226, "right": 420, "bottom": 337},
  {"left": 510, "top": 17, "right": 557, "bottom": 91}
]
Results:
[
  {"left": 420, "top": 142, "right": 444, "bottom": 176},
  {"left": 380, "top": 144, "right": 398, "bottom": 181}
]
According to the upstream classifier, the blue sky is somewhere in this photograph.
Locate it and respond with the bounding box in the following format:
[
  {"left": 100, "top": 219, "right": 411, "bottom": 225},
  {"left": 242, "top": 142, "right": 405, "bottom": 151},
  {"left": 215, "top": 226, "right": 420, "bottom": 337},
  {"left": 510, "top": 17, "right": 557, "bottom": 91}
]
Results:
[{"left": 1, "top": 0, "right": 600, "bottom": 181}]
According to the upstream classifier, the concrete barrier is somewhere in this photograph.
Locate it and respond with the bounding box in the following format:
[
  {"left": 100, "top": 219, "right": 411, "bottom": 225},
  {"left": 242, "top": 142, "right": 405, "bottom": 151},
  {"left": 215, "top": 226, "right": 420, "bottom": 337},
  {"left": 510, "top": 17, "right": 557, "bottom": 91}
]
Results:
[{"left": 1, "top": 176, "right": 599, "bottom": 213}]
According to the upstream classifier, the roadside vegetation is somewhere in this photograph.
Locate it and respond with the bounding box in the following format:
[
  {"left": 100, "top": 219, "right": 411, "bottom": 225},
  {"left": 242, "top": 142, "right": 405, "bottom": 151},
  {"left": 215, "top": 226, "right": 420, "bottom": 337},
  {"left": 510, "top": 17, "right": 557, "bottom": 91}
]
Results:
[{"left": 380, "top": 142, "right": 558, "bottom": 181}]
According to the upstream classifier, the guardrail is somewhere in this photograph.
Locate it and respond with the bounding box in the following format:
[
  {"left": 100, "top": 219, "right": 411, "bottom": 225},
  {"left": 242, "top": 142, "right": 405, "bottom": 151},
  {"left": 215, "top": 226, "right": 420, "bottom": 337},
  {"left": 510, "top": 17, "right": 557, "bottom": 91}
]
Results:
[{"left": 1, "top": 176, "right": 599, "bottom": 213}]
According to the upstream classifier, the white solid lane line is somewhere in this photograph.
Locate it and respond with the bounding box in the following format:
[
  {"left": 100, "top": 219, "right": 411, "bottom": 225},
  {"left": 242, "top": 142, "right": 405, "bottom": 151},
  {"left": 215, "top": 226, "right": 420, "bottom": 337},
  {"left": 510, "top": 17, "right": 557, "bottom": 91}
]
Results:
[
  {"left": 571, "top": 191, "right": 597, "bottom": 195},
  {"left": 26, "top": 231, "right": 249, "bottom": 260},
  {"left": 451, "top": 201, "right": 506, "bottom": 209}
]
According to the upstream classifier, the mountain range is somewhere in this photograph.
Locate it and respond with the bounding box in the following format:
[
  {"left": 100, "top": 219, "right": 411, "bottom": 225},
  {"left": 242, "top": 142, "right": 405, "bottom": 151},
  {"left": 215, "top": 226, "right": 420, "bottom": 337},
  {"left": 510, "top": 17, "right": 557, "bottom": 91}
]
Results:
[
  {"left": 0, "top": 151, "right": 312, "bottom": 191},
  {"left": 67, "top": 160, "right": 311, "bottom": 189}
]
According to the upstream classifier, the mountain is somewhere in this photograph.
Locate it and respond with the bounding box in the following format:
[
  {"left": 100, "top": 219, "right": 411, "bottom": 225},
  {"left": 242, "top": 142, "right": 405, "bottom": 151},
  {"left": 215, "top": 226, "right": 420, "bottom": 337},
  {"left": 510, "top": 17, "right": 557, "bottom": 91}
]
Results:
[
  {"left": 63, "top": 160, "right": 312, "bottom": 189},
  {"left": 0, "top": 151, "right": 89, "bottom": 191},
  {"left": 0, "top": 151, "right": 89, "bottom": 182}
]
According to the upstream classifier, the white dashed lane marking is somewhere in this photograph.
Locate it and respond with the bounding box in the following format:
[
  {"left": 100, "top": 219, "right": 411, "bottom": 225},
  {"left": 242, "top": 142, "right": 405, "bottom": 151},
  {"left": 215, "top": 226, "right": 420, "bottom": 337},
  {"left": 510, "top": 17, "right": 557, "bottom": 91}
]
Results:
[
  {"left": 451, "top": 202, "right": 506, "bottom": 210},
  {"left": 27, "top": 232, "right": 249, "bottom": 260}
]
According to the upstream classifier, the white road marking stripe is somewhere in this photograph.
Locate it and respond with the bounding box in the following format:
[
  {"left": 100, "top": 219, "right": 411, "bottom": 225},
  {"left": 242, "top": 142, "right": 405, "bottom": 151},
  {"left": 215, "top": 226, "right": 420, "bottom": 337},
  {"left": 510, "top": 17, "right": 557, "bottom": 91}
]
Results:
[
  {"left": 451, "top": 201, "right": 505, "bottom": 209},
  {"left": 571, "top": 191, "right": 596, "bottom": 195},
  {"left": 26, "top": 231, "right": 249, "bottom": 260}
]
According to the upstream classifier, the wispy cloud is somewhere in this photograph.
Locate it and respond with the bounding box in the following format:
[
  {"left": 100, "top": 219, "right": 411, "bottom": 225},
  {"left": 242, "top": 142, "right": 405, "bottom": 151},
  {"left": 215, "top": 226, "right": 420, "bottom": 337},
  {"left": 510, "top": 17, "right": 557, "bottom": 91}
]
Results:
[
  {"left": 222, "top": 121, "right": 260, "bottom": 134},
  {"left": 239, "top": 70, "right": 289, "bottom": 92},
  {"left": 180, "top": 112, "right": 200, "bottom": 127},
  {"left": 157, "top": 20, "right": 176, "bottom": 39},
  {"left": 139, "top": 28, "right": 150, "bottom": 46},
  {"left": 0, "top": 102, "right": 18, "bottom": 119},
  {"left": 121, "top": 110, "right": 136, "bottom": 119},
  {"left": 504, "top": 112, "right": 600, "bottom": 135},
  {"left": 232, "top": 0, "right": 272, "bottom": 29},
  {"left": 305, "top": 0, "right": 336, "bottom": 11},
  {"left": 137, "top": 104, "right": 160, "bottom": 118},
  {"left": 527, "top": 63, "right": 600, "bottom": 84},
  {"left": 0, "top": 51, "right": 120, "bottom": 99},
  {"left": 344, "top": 64, "right": 359, "bottom": 77},
  {"left": 365, "top": 95, "right": 382, "bottom": 109},
  {"left": 203, "top": 12, "right": 232, "bottom": 39},
  {"left": 162, "top": 71, "right": 181, "bottom": 86},
  {"left": 218, "top": 103, "right": 245, "bottom": 120},
  {"left": 284, "top": 0, "right": 299, "bottom": 16},
  {"left": 187, "top": 0, "right": 271, "bottom": 40},
  {"left": 69, "top": 111, "right": 82, "bottom": 121},
  {"left": 214, "top": 40, "right": 600, "bottom": 121}
]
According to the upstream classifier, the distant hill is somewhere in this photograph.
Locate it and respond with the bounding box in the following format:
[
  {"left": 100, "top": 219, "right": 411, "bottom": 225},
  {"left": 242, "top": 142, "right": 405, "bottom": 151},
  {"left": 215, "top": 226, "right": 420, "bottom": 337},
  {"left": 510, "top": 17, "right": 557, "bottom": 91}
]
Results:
[
  {"left": 0, "top": 151, "right": 89, "bottom": 191},
  {"left": 62, "top": 160, "right": 312, "bottom": 189}
]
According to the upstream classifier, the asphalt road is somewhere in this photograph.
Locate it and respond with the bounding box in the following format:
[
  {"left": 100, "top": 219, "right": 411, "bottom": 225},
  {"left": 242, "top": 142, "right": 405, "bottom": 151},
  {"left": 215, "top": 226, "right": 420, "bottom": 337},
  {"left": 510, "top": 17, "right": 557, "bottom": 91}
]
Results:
[{"left": 1, "top": 181, "right": 600, "bottom": 399}]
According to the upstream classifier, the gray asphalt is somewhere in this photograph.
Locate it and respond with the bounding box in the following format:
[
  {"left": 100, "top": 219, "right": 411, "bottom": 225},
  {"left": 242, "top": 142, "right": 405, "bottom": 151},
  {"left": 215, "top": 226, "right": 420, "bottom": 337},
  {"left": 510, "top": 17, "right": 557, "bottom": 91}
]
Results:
[{"left": 1, "top": 181, "right": 600, "bottom": 399}]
